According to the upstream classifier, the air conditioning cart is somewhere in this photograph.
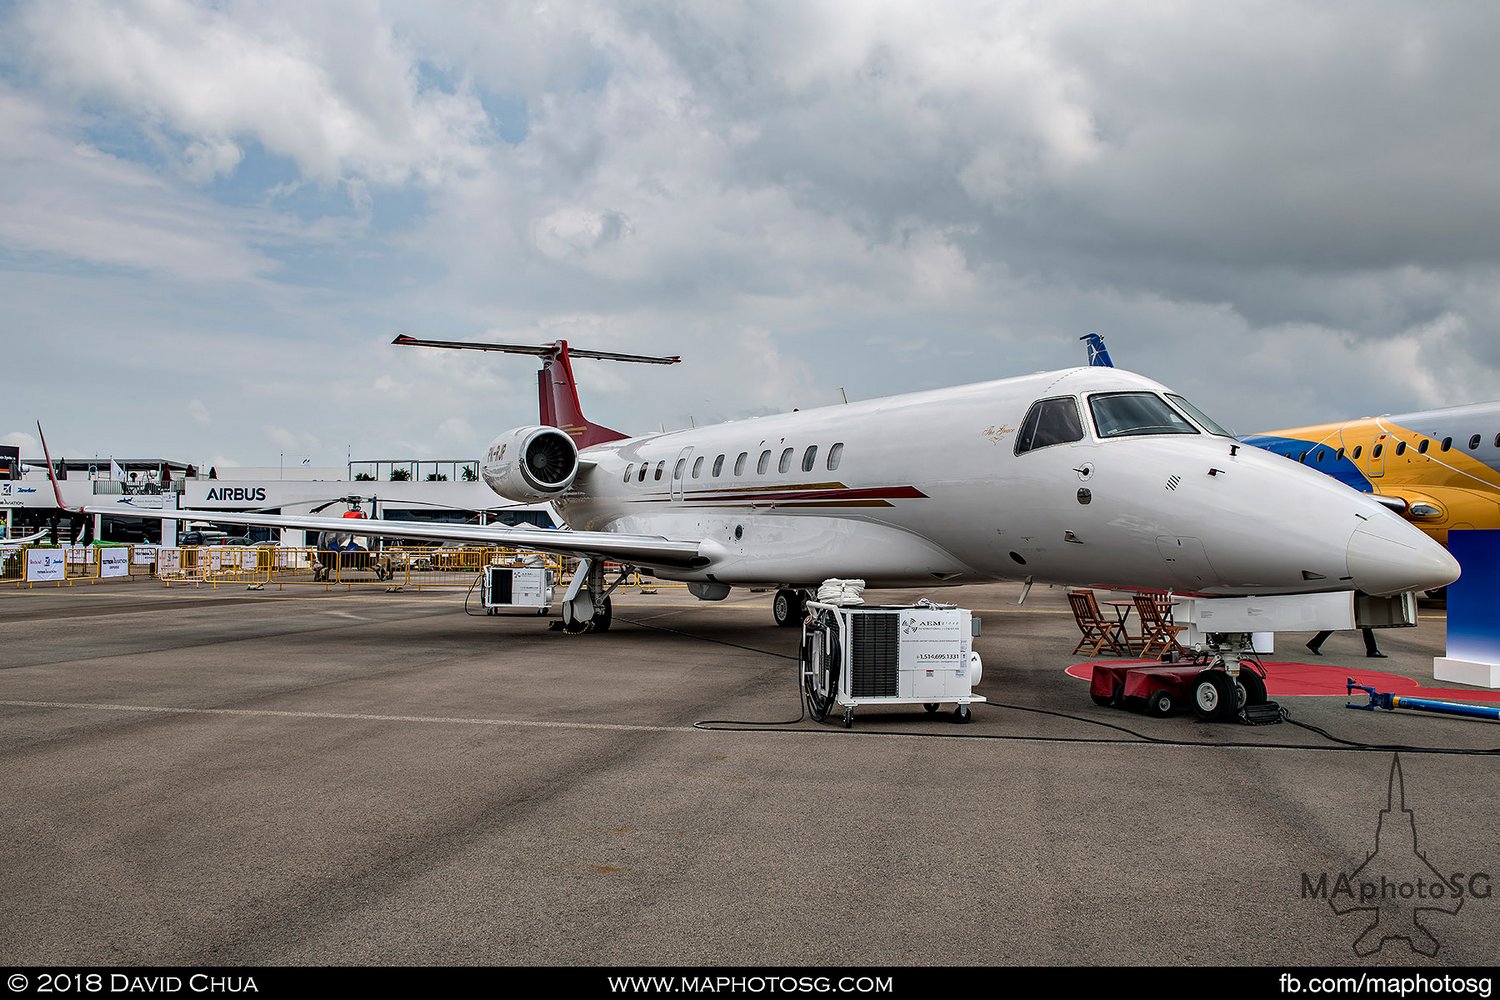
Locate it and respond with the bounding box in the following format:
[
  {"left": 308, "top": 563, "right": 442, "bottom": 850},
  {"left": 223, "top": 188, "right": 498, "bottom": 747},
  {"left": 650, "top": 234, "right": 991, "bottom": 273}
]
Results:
[
  {"left": 482, "top": 564, "right": 555, "bottom": 615},
  {"left": 801, "top": 600, "right": 985, "bottom": 728}
]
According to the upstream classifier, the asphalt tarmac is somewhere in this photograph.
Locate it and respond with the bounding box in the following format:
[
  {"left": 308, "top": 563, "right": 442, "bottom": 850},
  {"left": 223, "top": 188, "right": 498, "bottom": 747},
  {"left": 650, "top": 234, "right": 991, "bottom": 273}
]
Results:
[{"left": 1, "top": 579, "right": 1495, "bottom": 966}]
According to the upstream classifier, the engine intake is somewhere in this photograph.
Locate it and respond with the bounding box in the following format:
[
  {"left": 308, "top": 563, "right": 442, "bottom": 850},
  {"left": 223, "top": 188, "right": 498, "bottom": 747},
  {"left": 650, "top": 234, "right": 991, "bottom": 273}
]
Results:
[{"left": 481, "top": 425, "right": 580, "bottom": 503}]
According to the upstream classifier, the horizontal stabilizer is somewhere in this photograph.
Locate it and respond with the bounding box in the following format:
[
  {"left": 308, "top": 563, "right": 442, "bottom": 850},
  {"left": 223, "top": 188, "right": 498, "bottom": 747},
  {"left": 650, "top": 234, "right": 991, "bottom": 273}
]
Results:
[{"left": 392, "top": 334, "right": 681, "bottom": 366}]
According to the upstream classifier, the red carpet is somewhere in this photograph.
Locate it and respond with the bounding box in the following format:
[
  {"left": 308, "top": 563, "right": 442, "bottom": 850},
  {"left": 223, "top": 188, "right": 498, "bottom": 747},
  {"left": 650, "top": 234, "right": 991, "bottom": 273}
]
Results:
[{"left": 1064, "top": 660, "right": 1500, "bottom": 703}]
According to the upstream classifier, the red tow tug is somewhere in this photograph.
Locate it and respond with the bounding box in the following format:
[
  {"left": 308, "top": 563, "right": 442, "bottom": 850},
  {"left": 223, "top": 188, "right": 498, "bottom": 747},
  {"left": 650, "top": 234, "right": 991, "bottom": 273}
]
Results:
[{"left": 1088, "top": 660, "right": 1280, "bottom": 723}]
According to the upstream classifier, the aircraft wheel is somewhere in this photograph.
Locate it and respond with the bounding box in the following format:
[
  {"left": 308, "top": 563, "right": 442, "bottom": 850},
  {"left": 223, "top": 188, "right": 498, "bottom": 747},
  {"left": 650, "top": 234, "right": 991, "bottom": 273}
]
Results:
[
  {"left": 1237, "top": 669, "right": 1267, "bottom": 707},
  {"left": 1145, "top": 689, "right": 1175, "bottom": 717},
  {"left": 593, "top": 595, "right": 613, "bottom": 633},
  {"left": 1192, "top": 671, "right": 1239, "bottom": 721},
  {"left": 773, "top": 588, "right": 803, "bottom": 628}
]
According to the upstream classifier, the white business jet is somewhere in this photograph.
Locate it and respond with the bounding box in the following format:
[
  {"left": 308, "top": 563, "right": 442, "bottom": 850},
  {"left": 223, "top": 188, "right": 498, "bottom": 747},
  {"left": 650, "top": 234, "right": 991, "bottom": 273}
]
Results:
[{"left": 47, "top": 337, "right": 1458, "bottom": 701}]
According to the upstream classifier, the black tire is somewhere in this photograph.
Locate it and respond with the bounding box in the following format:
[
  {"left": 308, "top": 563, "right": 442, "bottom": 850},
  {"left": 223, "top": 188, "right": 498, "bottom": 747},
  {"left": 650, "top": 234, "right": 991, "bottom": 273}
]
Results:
[
  {"left": 773, "top": 588, "right": 803, "bottom": 628},
  {"left": 924, "top": 703, "right": 940, "bottom": 713},
  {"left": 593, "top": 594, "right": 613, "bottom": 633},
  {"left": 1237, "top": 669, "right": 1267, "bottom": 707},
  {"left": 1090, "top": 692, "right": 1113, "bottom": 707},
  {"left": 954, "top": 705, "right": 972, "bottom": 724},
  {"left": 1192, "top": 671, "right": 1238, "bottom": 721},
  {"left": 1146, "top": 689, "right": 1175, "bottom": 717}
]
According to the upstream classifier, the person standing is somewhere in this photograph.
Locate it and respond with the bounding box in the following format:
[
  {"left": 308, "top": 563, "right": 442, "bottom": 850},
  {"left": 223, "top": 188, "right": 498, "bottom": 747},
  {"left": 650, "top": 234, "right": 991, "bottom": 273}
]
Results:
[{"left": 1306, "top": 627, "right": 1386, "bottom": 658}]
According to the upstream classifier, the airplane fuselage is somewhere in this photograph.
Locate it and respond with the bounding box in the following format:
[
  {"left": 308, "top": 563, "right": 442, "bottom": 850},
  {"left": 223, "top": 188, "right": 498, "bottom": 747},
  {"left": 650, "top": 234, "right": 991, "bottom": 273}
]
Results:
[
  {"left": 528, "top": 368, "right": 1454, "bottom": 597},
  {"left": 1247, "top": 401, "right": 1500, "bottom": 546}
]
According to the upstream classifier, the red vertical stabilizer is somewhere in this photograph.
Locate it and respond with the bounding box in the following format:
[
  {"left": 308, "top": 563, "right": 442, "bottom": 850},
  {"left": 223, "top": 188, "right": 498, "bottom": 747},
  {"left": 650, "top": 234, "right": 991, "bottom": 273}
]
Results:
[
  {"left": 392, "top": 334, "right": 681, "bottom": 448},
  {"left": 539, "top": 341, "right": 628, "bottom": 447}
]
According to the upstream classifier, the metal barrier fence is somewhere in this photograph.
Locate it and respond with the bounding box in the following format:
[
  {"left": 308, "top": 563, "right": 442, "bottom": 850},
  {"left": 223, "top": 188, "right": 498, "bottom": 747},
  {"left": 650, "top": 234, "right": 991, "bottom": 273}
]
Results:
[
  {"left": 4, "top": 544, "right": 678, "bottom": 592},
  {"left": 3, "top": 544, "right": 158, "bottom": 587}
]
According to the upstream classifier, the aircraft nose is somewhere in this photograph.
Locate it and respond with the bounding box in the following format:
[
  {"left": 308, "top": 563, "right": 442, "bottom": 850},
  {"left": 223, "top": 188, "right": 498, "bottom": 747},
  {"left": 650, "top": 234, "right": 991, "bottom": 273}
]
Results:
[{"left": 1346, "top": 521, "right": 1461, "bottom": 596}]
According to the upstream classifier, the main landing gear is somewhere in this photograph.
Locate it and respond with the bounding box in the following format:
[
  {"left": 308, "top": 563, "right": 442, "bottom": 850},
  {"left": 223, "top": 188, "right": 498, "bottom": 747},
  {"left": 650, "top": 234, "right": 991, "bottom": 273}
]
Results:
[
  {"left": 773, "top": 588, "right": 811, "bottom": 628},
  {"left": 556, "top": 558, "right": 626, "bottom": 634}
]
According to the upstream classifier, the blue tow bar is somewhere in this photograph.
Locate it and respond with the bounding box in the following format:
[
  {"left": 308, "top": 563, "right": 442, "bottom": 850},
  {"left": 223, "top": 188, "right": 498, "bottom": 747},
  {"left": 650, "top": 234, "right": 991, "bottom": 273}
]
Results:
[{"left": 1346, "top": 679, "right": 1500, "bottom": 722}]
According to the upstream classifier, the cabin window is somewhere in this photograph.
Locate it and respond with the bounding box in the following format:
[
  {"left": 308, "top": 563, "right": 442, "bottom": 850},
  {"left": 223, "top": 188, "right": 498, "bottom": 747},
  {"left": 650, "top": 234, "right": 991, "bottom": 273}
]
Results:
[
  {"left": 713, "top": 455, "right": 725, "bottom": 477},
  {"left": 623, "top": 464, "right": 634, "bottom": 483},
  {"left": 654, "top": 461, "right": 665, "bottom": 481},
  {"left": 1316, "top": 451, "right": 1325, "bottom": 463},
  {"left": 758, "top": 450, "right": 772, "bottom": 475},
  {"left": 802, "top": 445, "right": 818, "bottom": 472},
  {"left": 1352, "top": 446, "right": 1362, "bottom": 460},
  {"left": 1395, "top": 441, "right": 1406, "bottom": 456},
  {"left": 1336, "top": 447, "right": 1345, "bottom": 460},
  {"left": 1441, "top": 437, "right": 1453, "bottom": 452},
  {"left": 1165, "top": 394, "right": 1234, "bottom": 437},
  {"left": 1470, "top": 434, "right": 1482, "bottom": 450},
  {"left": 692, "top": 456, "right": 705, "bottom": 478},
  {"left": 828, "top": 443, "right": 844, "bottom": 471},
  {"left": 638, "top": 464, "right": 648, "bottom": 482},
  {"left": 1016, "top": 396, "right": 1086, "bottom": 455},
  {"left": 735, "top": 452, "right": 748, "bottom": 476},
  {"left": 1372, "top": 444, "right": 1383, "bottom": 459},
  {"left": 674, "top": 459, "right": 687, "bottom": 480},
  {"left": 1418, "top": 439, "right": 1430, "bottom": 454},
  {"left": 1298, "top": 451, "right": 1309, "bottom": 463},
  {"left": 1088, "top": 392, "right": 1197, "bottom": 439},
  {"left": 1494, "top": 433, "right": 1500, "bottom": 449},
  {"left": 779, "top": 448, "right": 794, "bottom": 474}
]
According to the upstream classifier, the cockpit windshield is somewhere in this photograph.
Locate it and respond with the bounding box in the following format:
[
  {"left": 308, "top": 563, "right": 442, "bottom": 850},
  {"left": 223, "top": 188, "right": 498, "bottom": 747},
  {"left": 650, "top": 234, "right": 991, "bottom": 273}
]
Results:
[
  {"left": 1089, "top": 392, "right": 1199, "bottom": 438},
  {"left": 1165, "top": 393, "right": 1235, "bottom": 438}
]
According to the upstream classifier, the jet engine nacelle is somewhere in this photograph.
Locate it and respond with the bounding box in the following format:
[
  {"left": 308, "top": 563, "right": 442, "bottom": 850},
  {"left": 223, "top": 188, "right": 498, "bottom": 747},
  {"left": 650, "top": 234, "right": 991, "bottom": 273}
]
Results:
[{"left": 481, "top": 425, "right": 580, "bottom": 503}]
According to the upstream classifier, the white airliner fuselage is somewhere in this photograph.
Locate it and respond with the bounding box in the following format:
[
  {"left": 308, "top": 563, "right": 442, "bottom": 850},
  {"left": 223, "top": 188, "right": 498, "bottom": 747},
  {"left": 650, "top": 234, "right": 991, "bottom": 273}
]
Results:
[{"left": 524, "top": 367, "right": 1455, "bottom": 598}]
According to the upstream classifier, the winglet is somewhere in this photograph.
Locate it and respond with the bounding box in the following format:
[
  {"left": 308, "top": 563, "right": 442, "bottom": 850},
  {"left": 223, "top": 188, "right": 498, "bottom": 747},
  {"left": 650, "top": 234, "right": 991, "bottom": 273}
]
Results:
[{"left": 36, "top": 421, "right": 76, "bottom": 512}]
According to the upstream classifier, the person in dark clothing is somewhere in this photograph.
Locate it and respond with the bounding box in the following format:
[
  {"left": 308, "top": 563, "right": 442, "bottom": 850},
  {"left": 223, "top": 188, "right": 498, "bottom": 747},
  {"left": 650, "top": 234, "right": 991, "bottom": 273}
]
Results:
[{"left": 1306, "top": 627, "right": 1385, "bottom": 658}]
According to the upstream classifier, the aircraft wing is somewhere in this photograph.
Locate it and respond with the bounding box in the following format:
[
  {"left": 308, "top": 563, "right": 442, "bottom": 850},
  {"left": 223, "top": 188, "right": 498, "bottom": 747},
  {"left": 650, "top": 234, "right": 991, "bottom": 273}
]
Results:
[
  {"left": 80, "top": 505, "right": 712, "bottom": 570},
  {"left": 0, "top": 528, "right": 52, "bottom": 548}
]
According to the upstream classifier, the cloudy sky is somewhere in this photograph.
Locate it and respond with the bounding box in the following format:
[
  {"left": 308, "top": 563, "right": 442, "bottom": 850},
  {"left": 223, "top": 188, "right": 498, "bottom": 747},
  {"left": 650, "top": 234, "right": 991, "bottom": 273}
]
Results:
[{"left": 4, "top": 0, "right": 1500, "bottom": 470}]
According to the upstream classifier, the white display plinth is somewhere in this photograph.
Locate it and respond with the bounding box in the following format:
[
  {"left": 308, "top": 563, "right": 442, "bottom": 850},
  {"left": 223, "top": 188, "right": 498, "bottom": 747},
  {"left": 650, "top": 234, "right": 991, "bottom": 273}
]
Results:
[{"left": 1433, "top": 658, "right": 1500, "bottom": 689}]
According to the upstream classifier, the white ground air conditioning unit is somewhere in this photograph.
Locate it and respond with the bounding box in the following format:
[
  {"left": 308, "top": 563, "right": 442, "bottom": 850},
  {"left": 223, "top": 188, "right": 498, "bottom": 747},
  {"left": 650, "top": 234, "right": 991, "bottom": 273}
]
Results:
[
  {"left": 482, "top": 565, "right": 555, "bottom": 615},
  {"left": 802, "top": 601, "right": 985, "bottom": 728}
]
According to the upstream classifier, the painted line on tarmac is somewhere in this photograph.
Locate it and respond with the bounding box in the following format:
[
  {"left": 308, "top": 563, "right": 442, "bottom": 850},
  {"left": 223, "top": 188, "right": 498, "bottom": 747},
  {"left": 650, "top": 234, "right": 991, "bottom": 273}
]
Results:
[{"left": 0, "top": 699, "right": 699, "bottom": 734}]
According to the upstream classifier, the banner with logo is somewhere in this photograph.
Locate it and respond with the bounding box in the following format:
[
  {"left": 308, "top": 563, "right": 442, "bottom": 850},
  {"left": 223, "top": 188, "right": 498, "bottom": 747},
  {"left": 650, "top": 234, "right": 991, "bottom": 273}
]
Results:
[
  {"left": 25, "top": 549, "right": 65, "bottom": 582},
  {"left": 100, "top": 549, "right": 129, "bottom": 579},
  {"left": 133, "top": 545, "right": 159, "bottom": 565},
  {"left": 157, "top": 548, "right": 181, "bottom": 572}
]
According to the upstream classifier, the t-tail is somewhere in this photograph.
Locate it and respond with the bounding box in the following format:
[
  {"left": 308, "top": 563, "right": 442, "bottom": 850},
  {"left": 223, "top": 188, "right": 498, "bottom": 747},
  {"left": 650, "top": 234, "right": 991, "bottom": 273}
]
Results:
[
  {"left": 1080, "top": 332, "right": 1114, "bottom": 368},
  {"left": 392, "top": 334, "right": 681, "bottom": 447}
]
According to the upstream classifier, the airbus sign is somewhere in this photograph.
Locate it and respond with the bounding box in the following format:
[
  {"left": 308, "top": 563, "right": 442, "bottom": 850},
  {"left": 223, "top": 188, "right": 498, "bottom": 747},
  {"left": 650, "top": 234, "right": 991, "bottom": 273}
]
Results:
[{"left": 204, "top": 487, "right": 268, "bottom": 503}]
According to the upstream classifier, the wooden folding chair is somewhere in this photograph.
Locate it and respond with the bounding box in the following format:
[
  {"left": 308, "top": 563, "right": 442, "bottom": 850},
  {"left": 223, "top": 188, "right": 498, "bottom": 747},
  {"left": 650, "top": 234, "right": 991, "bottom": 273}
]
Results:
[
  {"left": 1068, "top": 590, "right": 1129, "bottom": 656},
  {"left": 1133, "top": 593, "right": 1186, "bottom": 658}
]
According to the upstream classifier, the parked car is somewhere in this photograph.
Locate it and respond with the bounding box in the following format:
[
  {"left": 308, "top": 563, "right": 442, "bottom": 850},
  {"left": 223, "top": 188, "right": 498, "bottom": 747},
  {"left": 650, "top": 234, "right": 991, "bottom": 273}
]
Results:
[{"left": 176, "top": 530, "right": 230, "bottom": 546}]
